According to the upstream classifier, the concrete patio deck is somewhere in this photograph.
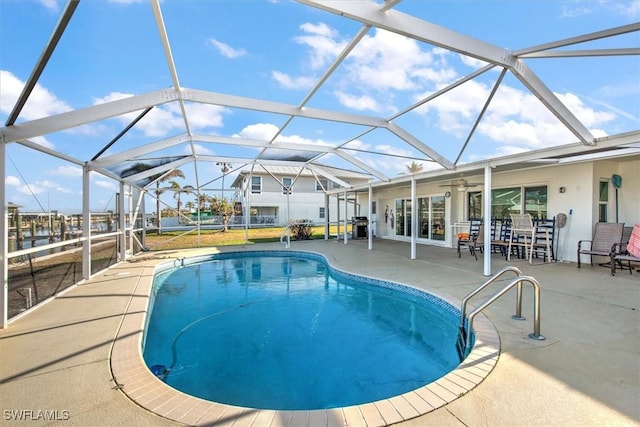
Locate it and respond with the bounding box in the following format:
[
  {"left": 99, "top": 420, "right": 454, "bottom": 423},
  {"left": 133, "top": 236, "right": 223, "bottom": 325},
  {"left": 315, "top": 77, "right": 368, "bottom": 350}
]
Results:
[{"left": 1, "top": 239, "right": 638, "bottom": 426}]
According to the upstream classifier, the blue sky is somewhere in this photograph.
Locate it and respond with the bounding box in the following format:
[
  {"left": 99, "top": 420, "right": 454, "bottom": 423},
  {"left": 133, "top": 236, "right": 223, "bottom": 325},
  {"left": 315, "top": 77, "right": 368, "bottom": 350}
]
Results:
[{"left": 1, "top": 0, "right": 639, "bottom": 213}]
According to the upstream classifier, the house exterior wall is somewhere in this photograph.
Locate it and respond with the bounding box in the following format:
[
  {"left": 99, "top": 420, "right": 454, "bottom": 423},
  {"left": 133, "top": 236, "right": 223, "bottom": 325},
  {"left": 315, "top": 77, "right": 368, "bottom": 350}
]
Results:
[
  {"left": 355, "top": 158, "right": 639, "bottom": 263},
  {"left": 240, "top": 173, "right": 369, "bottom": 225}
]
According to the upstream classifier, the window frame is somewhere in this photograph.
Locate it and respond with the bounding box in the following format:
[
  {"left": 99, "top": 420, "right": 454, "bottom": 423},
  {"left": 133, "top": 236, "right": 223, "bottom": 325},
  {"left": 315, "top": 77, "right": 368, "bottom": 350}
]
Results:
[
  {"left": 282, "top": 177, "right": 292, "bottom": 195},
  {"left": 250, "top": 176, "right": 262, "bottom": 194}
]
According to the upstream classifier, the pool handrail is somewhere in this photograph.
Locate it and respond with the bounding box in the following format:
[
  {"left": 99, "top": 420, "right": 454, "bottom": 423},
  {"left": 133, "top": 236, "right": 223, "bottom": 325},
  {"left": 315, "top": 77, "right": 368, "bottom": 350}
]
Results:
[{"left": 458, "top": 267, "right": 545, "bottom": 359}]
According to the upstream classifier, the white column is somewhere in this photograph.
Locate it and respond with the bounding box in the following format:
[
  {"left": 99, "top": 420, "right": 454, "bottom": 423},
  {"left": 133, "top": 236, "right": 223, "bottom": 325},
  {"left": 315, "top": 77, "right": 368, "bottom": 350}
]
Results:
[
  {"left": 118, "top": 183, "right": 126, "bottom": 262},
  {"left": 368, "top": 185, "right": 373, "bottom": 250},
  {"left": 343, "top": 189, "right": 348, "bottom": 244},
  {"left": 140, "top": 189, "right": 146, "bottom": 249},
  {"left": 483, "top": 163, "right": 492, "bottom": 276},
  {"left": 336, "top": 194, "right": 340, "bottom": 241},
  {"left": 0, "top": 139, "right": 7, "bottom": 327},
  {"left": 128, "top": 185, "right": 134, "bottom": 257},
  {"left": 411, "top": 177, "right": 417, "bottom": 260},
  {"left": 82, "top": 163, "right": 91, "bottom": 279},
  {"left": 324, "top": 193, "right": 329, "bottom": 240}
]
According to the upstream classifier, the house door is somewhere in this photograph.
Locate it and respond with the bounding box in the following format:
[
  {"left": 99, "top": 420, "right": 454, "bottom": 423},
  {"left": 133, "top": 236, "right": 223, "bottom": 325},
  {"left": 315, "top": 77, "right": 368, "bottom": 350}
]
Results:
[
  {"left": 395, "top": 199, "right": 412, "bottom": 237},
  {"left": 418, "top": 195, "right": 446, "bottom": 241}
]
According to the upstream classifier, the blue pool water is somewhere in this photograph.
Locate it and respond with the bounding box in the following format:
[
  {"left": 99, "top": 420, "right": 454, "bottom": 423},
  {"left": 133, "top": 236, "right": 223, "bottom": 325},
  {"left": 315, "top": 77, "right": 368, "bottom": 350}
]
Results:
[{"left": 143, "top": 251, "right": 463, "bottom": 410}]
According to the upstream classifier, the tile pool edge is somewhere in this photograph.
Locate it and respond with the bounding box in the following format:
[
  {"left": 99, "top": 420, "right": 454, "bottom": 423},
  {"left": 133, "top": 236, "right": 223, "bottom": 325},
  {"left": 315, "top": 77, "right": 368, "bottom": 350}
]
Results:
[{"left": 110, "top": 249, "right": 500, "bottom": 427}]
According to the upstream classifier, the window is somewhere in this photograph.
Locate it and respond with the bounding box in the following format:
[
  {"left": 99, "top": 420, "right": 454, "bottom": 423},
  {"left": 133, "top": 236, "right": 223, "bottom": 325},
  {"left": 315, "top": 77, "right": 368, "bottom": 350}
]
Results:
[
  {"left": 319, "top": 207, "right": 325, "bottom": 219},
  {"left": 316, "top": 179, "right": 328, "bottom": 191},
  {"left": 468, "top": 191, "right": 482, "bottom": 220},
  {"left": 282, "top": 177, "right": 292, "bottom": 195},
  {"left": 467, "top": 186, "right": 548, "bottom": 221},
  {"left": 251, "top": 176, "right": 261, "bottom": 194},
  {"left": 598, "top": 180, "right": 608, "bottom": 222},
  {"left": 524, "top": 186, "right": 548, "bottom": 219},
  {"left": 492, "top": 187, "right": 521, "bottom": 218}
]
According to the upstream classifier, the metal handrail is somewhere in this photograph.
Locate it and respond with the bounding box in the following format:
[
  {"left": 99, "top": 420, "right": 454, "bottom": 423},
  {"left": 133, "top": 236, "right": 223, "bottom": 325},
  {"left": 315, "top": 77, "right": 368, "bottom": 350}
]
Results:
[
  {"left": 459, "top": 266, "right": 524, "bottom": 329},
  {"left": 464, "top": 276, "right": 545, "bottom": 353},
  {"left": 458, "top": 267, "right": 545, "bottom": 359}
]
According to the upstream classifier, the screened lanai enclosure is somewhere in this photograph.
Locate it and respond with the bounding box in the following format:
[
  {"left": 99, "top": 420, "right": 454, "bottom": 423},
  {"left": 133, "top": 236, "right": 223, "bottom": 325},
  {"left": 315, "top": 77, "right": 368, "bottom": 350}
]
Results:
[{"left": 1, "top": 0, "right": 639, "bottom": 325}]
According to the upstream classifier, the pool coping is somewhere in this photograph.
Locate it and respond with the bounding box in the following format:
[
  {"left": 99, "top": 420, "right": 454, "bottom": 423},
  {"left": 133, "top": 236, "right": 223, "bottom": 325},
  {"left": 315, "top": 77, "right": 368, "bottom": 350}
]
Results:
[{"left": 109, "top": 249, "right": 500, "bottom": 427}]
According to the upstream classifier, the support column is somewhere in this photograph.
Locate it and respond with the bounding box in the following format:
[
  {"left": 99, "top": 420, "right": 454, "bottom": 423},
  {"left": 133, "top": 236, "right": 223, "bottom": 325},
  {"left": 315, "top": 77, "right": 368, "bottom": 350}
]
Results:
[
  {"left": 336, "top": 194, "right": 340, "bottom": 241},
  {"left": 82, "top": 163, "right": 91, "bottom": 280},
  {"left": 118, "top": 183, "right": 126, "bottom": 262},
  {"left": 128, "top": 185, "right": 134, "bottom": 257},
  {"left": 343, "top": 189, "right": 348, "bottom": 244},
  {"left": 324, "top": 193, "right": 329, "bottom": 240},
  {"left": 368, "top": 185, "right": 373, "bottom": 250},
  {"left": 140, "top": 189, "right": 146, "bottom": 249},
  {"left": 411, "top": 177, "right": 417, "bottom": 260},
  {"left": 1, "top": 139, "right": 7, "bottom": 328},
  {"left": 483, "top": 163, "right": 492, "bottom": 276}
]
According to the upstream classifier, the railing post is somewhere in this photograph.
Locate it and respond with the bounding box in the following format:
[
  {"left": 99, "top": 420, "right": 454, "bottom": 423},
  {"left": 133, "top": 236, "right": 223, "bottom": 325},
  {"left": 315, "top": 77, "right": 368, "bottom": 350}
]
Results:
[
  {"left": 463, "top": 275, "right": 545, "bottom": 354},
  {"left": 512, "top": 281, "right": 525, "bottom": 320}
]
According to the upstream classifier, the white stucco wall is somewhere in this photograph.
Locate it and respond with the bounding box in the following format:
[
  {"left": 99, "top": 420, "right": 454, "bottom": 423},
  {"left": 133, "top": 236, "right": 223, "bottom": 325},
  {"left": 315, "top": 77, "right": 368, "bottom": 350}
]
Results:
[{"left": 355, "top": 158, "right": 639, "bottom": 263}]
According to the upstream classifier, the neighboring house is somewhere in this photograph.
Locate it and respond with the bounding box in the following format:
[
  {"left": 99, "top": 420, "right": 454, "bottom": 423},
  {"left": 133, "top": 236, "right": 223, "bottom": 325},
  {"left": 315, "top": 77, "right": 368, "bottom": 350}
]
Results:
[{"left": 230, "top": 165, "right": 372, "bottom": 226}]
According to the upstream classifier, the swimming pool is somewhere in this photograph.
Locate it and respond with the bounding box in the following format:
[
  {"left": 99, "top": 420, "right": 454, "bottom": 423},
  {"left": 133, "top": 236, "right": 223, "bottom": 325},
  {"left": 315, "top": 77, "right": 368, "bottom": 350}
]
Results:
[{"left": 142, "top": 251, "right": 466, "bottom": 410}]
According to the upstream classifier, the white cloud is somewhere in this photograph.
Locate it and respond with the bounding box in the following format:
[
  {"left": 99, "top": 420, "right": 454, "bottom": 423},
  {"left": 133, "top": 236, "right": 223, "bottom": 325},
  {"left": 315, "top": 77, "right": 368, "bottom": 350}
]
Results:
[
  {"left": 295, "top": 22, "right": 346, "bottom": 70},
  {"left": 348, "top": 29, "right": 438, "bottom": 91},
  {"left": 561, "top": 0, "right": 640, "bottom": 19},
  {"left": 208, "top": 38, "right": 247, "bottom": 58},
  {"left": 333, "top": 91, "right": 381, "bottom": 113},
  {"left": 235, "top": 123, "right": 280, "bottom": 141},
  {"left": 234, "top": 123, "right": 334, "bottom": 147},
  {"left": 414, "top": 78, "right": 616, "bottom": 151},
  {"left": 0, "top": 70, "right": 71, "bottom": 120},
  {"left": 39, "top": 0, "right": 59, "bottom": 13},
  {"left": 271, "top": 71, "right": 316, "bottom": 90},
  {"left": 343, "top": 139, "right": 370, "bottom": 151},
  {"left": 6, "top": 176, "right": 21, "bottom": 186},
  {"left": 30, "top": 136, "right": 56, "bottom": 150},
  {"left": 188, "top": 143, "right": 214, "bottom": 156},
  {"left": 9, "top": 178, "right": 70, "bottom": 196},
  {"left": 92, "top": 92, "right": 227, "bottom": 137},
  {"left": 95, "top": 179, "right": 117, "bottom": 190},
  {"left": 49, "top": 165, "right": 83, "bottom": 177},
  {"left": 374, "top": 144, "right": 414, "bottom": 158}
]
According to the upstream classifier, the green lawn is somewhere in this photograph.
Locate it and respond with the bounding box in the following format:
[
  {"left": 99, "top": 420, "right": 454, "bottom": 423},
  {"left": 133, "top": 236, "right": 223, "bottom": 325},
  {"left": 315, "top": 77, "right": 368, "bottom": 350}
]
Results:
[{"left": 143, "top": 225, "right": 352, "bottom": 251}]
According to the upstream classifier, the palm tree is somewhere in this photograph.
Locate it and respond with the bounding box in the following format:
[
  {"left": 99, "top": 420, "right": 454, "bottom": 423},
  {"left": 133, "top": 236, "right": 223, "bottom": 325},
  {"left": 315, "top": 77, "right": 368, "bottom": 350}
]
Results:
[
  {"left": 171, "top": 183, "right": 194, "bottom": 215},
  {"left": 406, "top": 161, "right": 424, "bottom": 174},
  {"left": 119, "top": 163, "right": 185, "bottom": 234},
  {"left": 155, "top": 169, "right": 185, "bottom": 234}
]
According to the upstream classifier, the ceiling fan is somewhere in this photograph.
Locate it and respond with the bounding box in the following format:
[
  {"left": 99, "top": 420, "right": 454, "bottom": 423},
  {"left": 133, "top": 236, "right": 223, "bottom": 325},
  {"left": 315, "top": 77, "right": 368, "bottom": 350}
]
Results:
[{"left": 439, "top": 177, "right": 482, "bottom": 192}]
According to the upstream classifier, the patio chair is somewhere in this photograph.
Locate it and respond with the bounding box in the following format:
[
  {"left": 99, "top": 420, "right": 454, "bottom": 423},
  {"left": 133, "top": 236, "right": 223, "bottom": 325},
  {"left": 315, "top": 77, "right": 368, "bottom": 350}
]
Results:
[
  {"left": 610, "top": 224, "right": 640, "bottom": 276},
  {"left": 532, "top": 217, "right": 555, "bottom": 262},
  {"left": 457, "top": 219, "right": 481, "bottom": 258},
  {"left": 577, "top": 222, "right": 625, "bottom": 268},
  {"left": 490, "top": 218, "right": 512, "bottom": 257},
  {"left": 465, "top": 225, "right": 485, "bottom": 261},
  {"left": 507, "top": 213, "right": 536, "bottom": 263}
]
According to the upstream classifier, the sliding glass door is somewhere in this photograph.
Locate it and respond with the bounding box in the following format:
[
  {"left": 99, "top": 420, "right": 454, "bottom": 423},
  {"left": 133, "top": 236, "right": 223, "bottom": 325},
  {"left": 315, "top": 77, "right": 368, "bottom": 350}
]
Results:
[{"left": 396, "top": 195, "right": 446, "bottom": 241}]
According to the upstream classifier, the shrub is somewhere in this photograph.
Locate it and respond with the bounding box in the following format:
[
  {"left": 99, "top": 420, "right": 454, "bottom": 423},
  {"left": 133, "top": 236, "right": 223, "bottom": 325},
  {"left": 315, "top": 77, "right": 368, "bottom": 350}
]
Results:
[{"left": 289, "top": 219, "right": 313, "bottom": 240}]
